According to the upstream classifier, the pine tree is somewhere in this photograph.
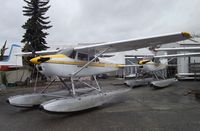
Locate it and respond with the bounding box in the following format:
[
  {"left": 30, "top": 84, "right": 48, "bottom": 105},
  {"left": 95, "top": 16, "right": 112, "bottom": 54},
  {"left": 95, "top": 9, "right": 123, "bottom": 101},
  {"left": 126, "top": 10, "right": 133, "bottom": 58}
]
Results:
[
  {"left": 21, "top": 0, "right": 52, "bottom": 53},
  {"left": 0, "top": 41, "right": 8, "bottom": 61}
]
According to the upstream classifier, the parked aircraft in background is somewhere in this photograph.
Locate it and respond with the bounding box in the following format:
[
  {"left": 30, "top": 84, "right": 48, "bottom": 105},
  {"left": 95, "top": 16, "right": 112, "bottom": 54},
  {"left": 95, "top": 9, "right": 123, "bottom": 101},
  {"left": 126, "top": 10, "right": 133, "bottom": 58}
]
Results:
[
  {"left": 154, "top": 45, "right": 200, "bottom": 80},
  {"left": 8, "top": 32, "right": 193, "bottom": 112},
  {"left": 0, "top": 41, "right": 22, "bottom": 71},
  {"left": 125, "top": 47, "right": 200, "bottom": 88}
]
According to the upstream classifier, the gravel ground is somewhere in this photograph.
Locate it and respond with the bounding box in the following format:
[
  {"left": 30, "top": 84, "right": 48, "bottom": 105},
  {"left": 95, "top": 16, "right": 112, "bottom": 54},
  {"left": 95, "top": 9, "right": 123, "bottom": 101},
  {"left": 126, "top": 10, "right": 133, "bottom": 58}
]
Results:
[{"left": 0, "top": 79, "right": 200, "bottom": 131}]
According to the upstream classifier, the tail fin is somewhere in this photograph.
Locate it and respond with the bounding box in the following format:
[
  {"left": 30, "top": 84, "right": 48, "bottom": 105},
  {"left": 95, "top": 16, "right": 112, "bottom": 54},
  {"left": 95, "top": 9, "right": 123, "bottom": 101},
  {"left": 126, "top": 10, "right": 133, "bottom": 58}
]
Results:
[
  {"left": 99, "top": 53, "right": 125, "bottom": 64},
  {"left": 0, "top": 44, "right": 22, "bottom": 67}
]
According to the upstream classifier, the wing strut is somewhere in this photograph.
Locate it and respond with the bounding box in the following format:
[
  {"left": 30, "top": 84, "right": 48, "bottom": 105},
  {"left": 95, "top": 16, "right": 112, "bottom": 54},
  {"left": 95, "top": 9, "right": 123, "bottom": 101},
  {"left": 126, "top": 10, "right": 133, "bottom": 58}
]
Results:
[
  {"left": 72, "top": 47, "right": 110, "bottom": 77},
  {"left": 70, "top": 47, "right": 109, "bottom": 96}
]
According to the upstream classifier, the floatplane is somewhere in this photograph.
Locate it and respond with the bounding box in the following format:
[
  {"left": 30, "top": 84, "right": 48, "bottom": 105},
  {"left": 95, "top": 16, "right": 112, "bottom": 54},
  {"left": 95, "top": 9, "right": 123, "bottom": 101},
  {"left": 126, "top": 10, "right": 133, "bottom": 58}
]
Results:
[
  {"left": 125, "top": 43, "right": 200, "bottom": 88},
  {"left": 125, "top": 57, "right": 180, "bottom": 88},
  {"left": 7, "top": 32, "right": 193, "bottom": 112}
]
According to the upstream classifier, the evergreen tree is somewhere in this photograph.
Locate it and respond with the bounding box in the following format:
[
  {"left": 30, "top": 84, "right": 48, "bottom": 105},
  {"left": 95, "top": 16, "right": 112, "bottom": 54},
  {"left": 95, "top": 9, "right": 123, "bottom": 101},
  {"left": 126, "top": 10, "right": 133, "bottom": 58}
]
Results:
[
  {"left": 0, "top": 41, "right": 8, "bottom": 61},
  {"left": 22, "top": 0, "right": 52, "bottom": 53}
]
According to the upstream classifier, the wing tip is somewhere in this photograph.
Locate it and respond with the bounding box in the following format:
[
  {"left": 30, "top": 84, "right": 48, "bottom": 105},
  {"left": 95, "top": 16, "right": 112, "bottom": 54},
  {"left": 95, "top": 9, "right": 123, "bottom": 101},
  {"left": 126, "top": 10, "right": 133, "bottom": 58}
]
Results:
[{"left": 181, "top": 32, "right": 192, "bottom": 38}]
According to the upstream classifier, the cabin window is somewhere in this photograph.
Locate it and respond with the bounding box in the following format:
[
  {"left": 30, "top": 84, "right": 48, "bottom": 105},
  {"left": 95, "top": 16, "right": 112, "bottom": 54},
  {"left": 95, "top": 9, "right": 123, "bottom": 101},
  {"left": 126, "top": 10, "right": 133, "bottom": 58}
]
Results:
[
  {"left": 78, "top": 53, "right": 89, "bottom": 61},
  {"left": 89, "top": 56, "right": 99, "bottom": 62},
  {"left": 58, "top": 49, "right": 76, "bottom": 59},
  {"left": 77, "top": 54, "right": 99, "bottom": 62},
  {"left": 69, "top": 50, "right": 76, "bottom": 59}
]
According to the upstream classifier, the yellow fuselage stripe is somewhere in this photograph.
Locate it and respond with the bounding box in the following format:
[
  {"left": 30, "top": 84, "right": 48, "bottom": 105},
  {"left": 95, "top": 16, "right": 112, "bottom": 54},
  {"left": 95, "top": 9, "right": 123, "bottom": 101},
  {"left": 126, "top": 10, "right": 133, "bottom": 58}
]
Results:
[
  {"left": 47, "top": 60, "right": 124, "bottom": 68},
  {"left": 34, "top": 54, "right": 125, "bottom": 68}
]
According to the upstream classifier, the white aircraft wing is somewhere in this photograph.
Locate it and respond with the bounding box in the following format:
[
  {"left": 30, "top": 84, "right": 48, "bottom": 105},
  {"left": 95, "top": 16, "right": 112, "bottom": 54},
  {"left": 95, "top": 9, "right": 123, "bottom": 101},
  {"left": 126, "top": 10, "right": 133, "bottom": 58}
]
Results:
[
  {"left": 155, "top": 47, "right": 200, "bottom": 51},
  {"left": 74, "top": 32, "right": 192, "bottom": 54},
  {"left": 154, "top": 52, "right": 200, "bottom": 58}
]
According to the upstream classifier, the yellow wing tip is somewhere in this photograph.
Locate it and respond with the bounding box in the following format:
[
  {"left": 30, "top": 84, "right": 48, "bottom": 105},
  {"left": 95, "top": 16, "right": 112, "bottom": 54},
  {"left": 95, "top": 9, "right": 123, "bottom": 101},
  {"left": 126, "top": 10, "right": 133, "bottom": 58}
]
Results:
[{"left": 182, "top": 32, "right": 192, "bottom": 38}]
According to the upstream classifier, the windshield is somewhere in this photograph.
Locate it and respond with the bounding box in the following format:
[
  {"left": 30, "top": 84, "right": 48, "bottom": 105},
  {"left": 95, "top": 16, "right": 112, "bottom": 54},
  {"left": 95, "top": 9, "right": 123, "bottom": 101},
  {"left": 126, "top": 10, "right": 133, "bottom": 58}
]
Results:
[{"left": 57, "top": 48, "right": 76, "bottom": 59}]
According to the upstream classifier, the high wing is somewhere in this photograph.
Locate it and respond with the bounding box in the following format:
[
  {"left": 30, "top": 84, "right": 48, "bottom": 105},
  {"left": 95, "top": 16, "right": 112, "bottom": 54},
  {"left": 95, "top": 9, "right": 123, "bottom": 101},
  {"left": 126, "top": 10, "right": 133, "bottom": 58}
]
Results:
[
  {"left": 75, "top": 32, "right": 192, "bottom": 54},
  {"left": 155, "top": 47, "right": 200, "bottom": 51},
  {"left": 154, "top": 52, "right": 200, "bottom": 58}
]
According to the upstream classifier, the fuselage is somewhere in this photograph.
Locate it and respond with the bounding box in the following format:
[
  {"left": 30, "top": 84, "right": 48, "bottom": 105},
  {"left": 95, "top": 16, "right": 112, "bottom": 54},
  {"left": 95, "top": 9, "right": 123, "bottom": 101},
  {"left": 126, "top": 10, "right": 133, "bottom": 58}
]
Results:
[
  {"left": 138, "top": 60, "right": 167, "bottom": 72},
  {"left": 31, "top": 49, "right": 167, "bottom": 78},
  {"left": 143, "top": 62, "right": 167, "bottom": 72},
  {"left": 31, "top": 53, "right": 124, "bottom": 77}
]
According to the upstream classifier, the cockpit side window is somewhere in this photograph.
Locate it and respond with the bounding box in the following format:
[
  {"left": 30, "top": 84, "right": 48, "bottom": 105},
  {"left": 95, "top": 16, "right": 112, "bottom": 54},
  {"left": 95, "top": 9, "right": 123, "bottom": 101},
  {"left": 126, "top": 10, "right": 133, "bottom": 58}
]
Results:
[
  {"left": 69, "top": 50, "right": 76, "bottom": 59},
  {"left": 88, "top": 56, "right": 99, "bottom": 62},
  {"left": 77, "top": 53, "right": 99, "bottom": 62},
  {"left": 57, "top": 49, "right": 77, "bottom": 59},
  {"left": 78, "top": 53, "right": 88, "bottom": 61}
]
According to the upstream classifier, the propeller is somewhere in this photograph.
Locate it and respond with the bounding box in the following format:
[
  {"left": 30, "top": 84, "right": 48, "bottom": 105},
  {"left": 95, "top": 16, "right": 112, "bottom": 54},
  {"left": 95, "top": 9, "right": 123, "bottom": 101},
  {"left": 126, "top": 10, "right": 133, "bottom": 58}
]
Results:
[
  {"left": 29, "top": 56, "right": 51, "bottom": 92},
  {"left": 30, "top": 57, "right": 50, "bottom": 64},
  {"left": 30, "top": 56, "right": 50, "bottom": 92}
]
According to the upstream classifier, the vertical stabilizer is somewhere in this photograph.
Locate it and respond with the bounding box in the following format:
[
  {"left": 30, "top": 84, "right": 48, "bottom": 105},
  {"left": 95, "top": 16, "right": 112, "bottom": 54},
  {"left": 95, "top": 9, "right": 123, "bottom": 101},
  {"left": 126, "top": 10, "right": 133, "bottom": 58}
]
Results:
[{"left": 0, "top": 44, "right": 22, "bottom": 67}]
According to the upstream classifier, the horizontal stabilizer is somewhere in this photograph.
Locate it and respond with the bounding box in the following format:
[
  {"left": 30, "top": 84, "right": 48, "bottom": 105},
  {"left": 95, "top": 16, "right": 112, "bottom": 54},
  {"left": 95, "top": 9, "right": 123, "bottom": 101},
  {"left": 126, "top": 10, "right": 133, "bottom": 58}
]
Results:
[{"left": 15, "top": 50, "right": 59, "bottom": 56}]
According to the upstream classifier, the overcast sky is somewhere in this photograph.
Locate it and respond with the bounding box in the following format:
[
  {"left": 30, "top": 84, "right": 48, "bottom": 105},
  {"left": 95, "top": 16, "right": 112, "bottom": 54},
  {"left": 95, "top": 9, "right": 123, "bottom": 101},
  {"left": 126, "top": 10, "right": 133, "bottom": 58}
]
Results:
[{"left": 0, "top": 0, "right": 200, "bottom": 46}]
